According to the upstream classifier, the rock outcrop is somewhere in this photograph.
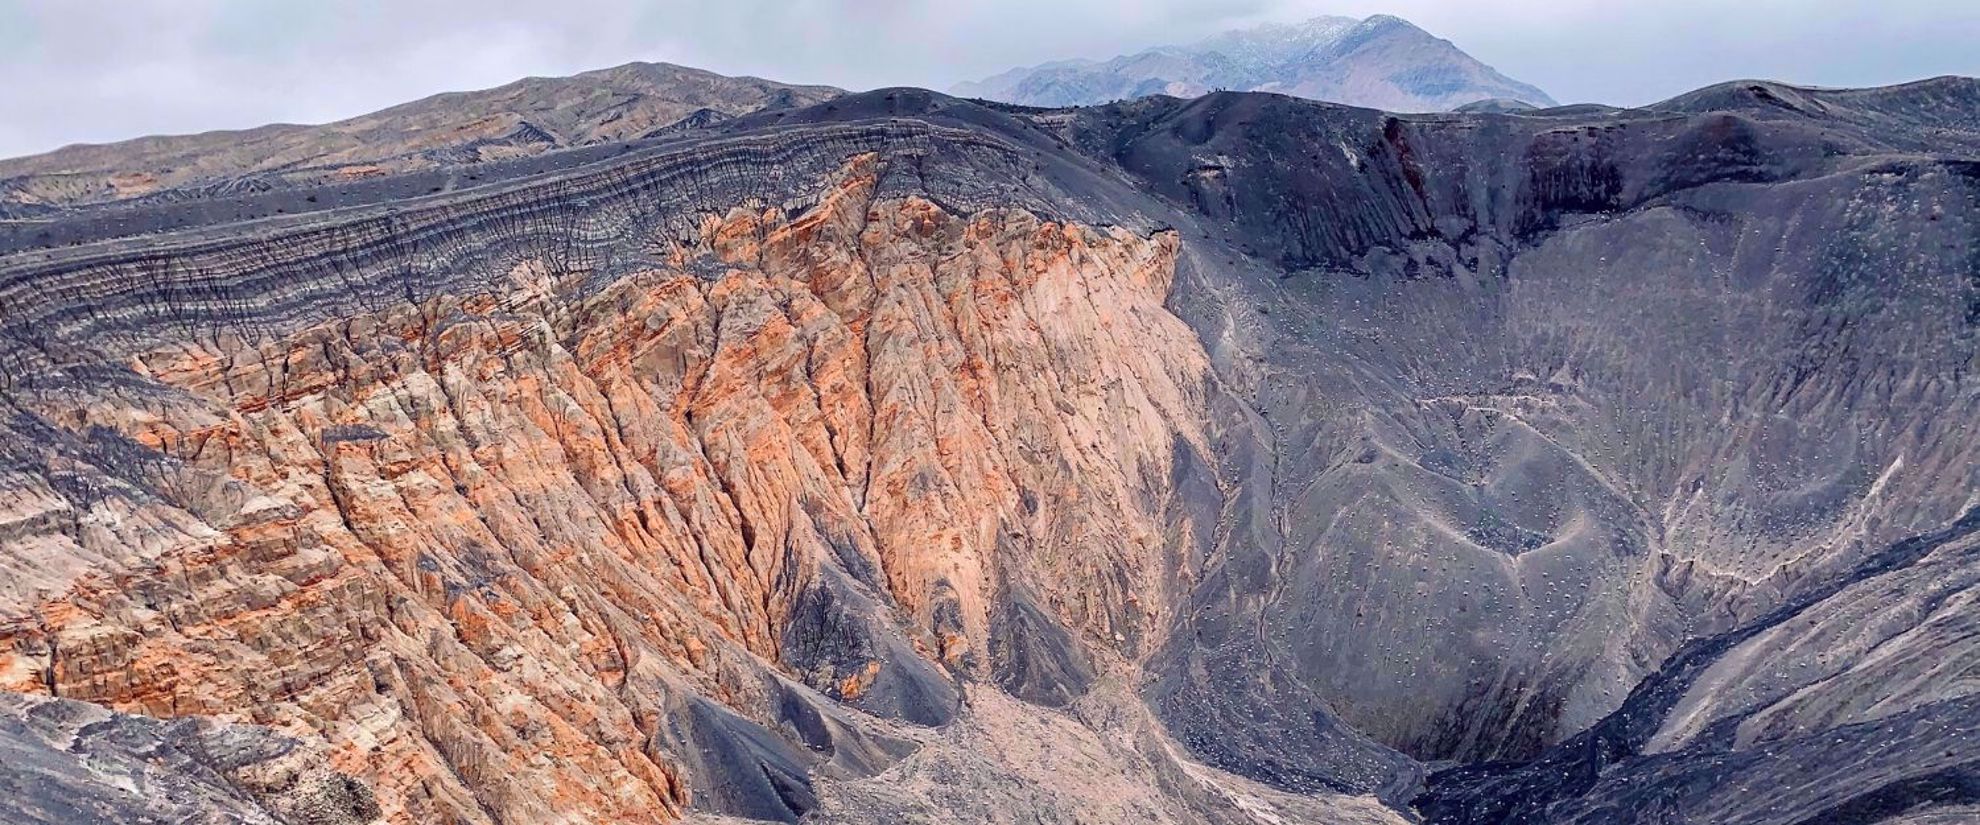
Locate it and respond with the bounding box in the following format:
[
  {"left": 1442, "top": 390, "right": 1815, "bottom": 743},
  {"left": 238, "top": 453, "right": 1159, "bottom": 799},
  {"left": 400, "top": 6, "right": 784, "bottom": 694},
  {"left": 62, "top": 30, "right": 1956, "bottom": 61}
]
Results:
[
  {"left": 0, "top": 690, "right": 381, "bottom": 825},
  {"left": 1, "top": 71, "right": 1976, "bottom": 824},
  {"left": 0, "top": 116, "right": 1279, "bottom": 821}
]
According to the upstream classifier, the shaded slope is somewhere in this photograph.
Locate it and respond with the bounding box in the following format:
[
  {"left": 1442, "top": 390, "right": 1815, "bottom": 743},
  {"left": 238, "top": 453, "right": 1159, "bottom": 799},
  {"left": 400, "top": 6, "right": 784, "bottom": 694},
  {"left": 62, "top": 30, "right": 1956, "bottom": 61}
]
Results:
[
  {"left": 1056, "top": 77, "right": 1979, "bottom": 780},
  {"left": 0, "top": 75, "right": 1974, "bottom": 825},
  {"left": 0, "top": 691, "right": 381, "bottom": 825},
  {"left": 1415, "top": 508, "right": 1980, "bottom": 824}
]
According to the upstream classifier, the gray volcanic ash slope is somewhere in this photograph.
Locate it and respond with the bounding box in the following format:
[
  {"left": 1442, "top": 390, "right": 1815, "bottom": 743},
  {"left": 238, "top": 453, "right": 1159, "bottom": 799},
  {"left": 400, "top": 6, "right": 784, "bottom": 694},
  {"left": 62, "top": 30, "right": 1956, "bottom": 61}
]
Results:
[
  {"left": 0, "top": 692, "right": 380, "bottom": 825},
  {"left": 954, "top": 15, "right": 1556, "bottom": 111},
  {"left": 1067, "top": 76, "right": 1980, "bottom": 815},
  {"left": 0, "top": 71, "right": 1975, "bottom": 825},
  {"left": 0, "top": 61, "right": 841, "bottom": 213}
]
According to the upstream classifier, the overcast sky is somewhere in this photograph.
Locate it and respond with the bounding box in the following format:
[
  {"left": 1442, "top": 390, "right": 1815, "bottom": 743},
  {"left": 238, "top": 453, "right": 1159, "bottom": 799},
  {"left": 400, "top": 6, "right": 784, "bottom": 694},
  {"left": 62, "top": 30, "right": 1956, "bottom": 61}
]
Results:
[{"left": 2, "top": 0, "right": 1975, "bottom": 159}]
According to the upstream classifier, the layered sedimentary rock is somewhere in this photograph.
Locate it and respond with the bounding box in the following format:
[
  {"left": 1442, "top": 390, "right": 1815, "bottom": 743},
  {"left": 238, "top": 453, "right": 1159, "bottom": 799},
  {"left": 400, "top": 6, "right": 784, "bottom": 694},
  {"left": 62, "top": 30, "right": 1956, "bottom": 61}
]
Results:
[
  {"left": 0, "top": 115, "right": 1289, "bottom": 822},
  {"left": 1, "top": 72, "right": 1977, "bottom": 824}
]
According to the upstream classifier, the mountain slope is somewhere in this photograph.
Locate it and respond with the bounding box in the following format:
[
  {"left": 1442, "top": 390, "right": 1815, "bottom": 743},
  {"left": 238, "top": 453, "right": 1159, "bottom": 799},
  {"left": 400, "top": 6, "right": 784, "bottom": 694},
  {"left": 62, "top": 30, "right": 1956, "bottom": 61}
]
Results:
[
  {"left": 953, "top": 14, "right": 1554, "bottom": 111},
  {"left": 0, "top": 62, "right": 840, "bottom": 211},
  {"left": 0, "top": 70, "right": 1976, "bottom": 824},
  {"left": 0, "top": 691, "right": 381, "bottom": 825}
]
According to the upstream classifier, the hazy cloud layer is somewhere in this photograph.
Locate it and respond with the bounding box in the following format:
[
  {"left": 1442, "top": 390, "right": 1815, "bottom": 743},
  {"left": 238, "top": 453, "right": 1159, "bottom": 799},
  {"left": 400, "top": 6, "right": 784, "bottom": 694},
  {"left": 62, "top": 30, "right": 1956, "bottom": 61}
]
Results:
[{"left": 1, "top": 0, "right": 1975, "bottom": 158}]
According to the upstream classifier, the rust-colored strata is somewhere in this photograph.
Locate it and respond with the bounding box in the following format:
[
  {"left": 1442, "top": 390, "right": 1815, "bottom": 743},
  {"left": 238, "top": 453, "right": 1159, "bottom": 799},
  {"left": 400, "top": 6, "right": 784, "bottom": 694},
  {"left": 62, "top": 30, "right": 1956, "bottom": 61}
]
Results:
[{"left": 0, "top": 155, "right": 1211, "bottom": 823}]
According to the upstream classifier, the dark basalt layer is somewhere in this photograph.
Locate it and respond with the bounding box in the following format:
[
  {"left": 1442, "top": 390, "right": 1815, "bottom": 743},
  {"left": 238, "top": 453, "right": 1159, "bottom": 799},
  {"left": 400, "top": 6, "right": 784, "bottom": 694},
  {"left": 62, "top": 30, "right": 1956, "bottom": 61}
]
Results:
[
  {"left": 2, "top": 74, "right": 1976, "bottom": 824},
  {"left": 0, "top": 691, "right": 379, "bottom": 825},
  {"left": 782, "top": 567, "right": 961, "bottom": 726},
  {"left": 986, "top": 585, "right": 1097, "bottom": 708},
  {"left": 0, "top": 120, "right": 1071, "bottom": 381}
]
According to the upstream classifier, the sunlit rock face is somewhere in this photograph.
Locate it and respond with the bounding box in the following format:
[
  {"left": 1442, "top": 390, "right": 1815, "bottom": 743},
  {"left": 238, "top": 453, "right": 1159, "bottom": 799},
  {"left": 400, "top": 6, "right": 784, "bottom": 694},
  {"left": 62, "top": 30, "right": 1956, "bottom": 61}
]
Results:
[
  {"left": 0, "top": 142, "right": 1232, "bottom": 822},
  {"left": 2, "top": 75, "right": 1977, "bottom": 825}
]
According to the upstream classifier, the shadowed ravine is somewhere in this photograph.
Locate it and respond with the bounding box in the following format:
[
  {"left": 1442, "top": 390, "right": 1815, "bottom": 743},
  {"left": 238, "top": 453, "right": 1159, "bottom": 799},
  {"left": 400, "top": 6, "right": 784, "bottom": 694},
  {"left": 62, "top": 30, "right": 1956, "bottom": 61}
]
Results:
[{"left": 0, "top": 76, "right": 1976, "bottom": 824}]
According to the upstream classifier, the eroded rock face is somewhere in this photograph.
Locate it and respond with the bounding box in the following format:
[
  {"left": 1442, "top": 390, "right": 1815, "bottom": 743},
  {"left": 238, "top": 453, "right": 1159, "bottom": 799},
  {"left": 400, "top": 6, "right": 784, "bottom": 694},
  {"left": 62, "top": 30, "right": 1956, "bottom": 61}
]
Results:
[
  {"left": 1, "top": 74, "right": 1977, "bottom": 825},
  {"left": 0, "top": 149, "right": 1238, "bottom": 823},
  {"left": 0, "top": 690, "right": 381, "bottom": 825}
]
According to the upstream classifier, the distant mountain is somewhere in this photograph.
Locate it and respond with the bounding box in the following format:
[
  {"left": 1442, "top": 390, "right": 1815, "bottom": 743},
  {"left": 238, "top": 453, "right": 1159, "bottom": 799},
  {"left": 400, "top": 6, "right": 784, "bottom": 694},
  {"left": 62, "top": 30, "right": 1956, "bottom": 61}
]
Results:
[
  {"left": 954, "top": 14, "right": 1554, "bottom": 111},
  {"left": 0, "top": 62, "right": 841, "bottom": 209}
]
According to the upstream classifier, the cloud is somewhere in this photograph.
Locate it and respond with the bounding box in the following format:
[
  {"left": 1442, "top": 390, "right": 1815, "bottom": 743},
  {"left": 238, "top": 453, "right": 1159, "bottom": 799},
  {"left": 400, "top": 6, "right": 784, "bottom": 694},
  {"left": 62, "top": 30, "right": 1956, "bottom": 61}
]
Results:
[{"left": 0, "top": 0, "right": 1974, "bottom": 159}]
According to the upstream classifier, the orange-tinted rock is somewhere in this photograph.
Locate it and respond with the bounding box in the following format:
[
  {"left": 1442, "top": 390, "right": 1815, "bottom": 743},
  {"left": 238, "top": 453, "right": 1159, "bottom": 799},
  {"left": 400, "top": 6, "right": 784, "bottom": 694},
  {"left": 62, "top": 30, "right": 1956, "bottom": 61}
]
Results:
[{"left": 0, "top": 156, "right": 1210, "bottom": 823}]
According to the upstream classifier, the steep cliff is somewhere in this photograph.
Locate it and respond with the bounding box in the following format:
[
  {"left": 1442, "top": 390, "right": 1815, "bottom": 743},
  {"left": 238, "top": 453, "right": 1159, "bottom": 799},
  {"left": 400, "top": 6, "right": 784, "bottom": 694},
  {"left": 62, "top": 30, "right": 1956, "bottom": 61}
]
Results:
[
  {"left": 2, "top": 74, "right": 1977, "bottom": 824},
  {"left": 0, "top": 104, "right": 1392, "bottom": 822}
]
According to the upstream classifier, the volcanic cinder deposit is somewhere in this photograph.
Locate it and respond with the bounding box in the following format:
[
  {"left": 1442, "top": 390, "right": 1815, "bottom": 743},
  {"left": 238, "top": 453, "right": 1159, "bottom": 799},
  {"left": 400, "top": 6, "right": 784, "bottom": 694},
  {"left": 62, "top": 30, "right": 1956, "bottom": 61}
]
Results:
[{"left": 1, "top": 49, "right": 1976, "bottom": 825}]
